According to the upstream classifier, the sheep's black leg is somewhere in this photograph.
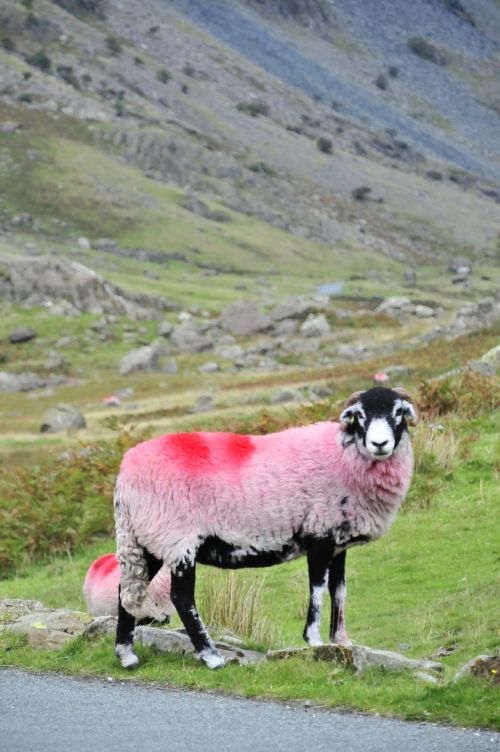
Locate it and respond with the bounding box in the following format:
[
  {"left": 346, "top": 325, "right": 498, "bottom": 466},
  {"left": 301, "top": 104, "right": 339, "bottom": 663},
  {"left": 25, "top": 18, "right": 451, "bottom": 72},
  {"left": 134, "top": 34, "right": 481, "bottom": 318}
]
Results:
[
  {"left": 303, "top": 541, "right": 335, "bottom": 647},
  {"left": 328, "top": 550, "right": 350, "bottom": 644},
  {"left": 115, "top": 584, "right": 139, "bottom": 669},
  {"left": 170, "top": 562, "right": 224, "bottom": 669}
]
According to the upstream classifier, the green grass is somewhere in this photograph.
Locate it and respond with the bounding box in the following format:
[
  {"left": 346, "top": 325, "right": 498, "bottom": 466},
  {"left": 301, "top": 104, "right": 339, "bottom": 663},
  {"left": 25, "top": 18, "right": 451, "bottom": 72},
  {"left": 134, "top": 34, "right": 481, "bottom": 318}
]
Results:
[{"left": 1, "top": 410, "right": 498, "bottom": 728}]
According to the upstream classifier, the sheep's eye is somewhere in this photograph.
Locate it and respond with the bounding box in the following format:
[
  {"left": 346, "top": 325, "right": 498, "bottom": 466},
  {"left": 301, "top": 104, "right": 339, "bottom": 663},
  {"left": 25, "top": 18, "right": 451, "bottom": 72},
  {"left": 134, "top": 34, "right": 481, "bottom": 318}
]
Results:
[{"left": 395, "top": 408, "right": 403, "bottom": 416}]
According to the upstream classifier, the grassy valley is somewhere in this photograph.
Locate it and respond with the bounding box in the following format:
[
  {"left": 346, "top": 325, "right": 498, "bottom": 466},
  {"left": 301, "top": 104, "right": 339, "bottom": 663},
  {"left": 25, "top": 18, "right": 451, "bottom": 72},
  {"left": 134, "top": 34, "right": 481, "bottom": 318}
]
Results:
[{"left": 0, "top": 0, "right": 498, "bottom": 730}]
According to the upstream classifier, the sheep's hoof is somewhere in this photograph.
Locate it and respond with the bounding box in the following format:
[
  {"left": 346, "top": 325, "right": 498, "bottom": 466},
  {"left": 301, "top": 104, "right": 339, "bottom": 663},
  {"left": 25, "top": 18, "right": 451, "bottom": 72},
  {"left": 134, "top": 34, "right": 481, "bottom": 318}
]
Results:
[
  {"left": 198, "top": 649, "right": 225, "bottom": 670},
  {"left": 330, "top": 635, "right": 352, "bottom": 647},
  {"left": 115, "top": 644, "right": 139, "bottom": 669},
  {"left": 307, "top": 638, "right": 324, "bottom": 648}
]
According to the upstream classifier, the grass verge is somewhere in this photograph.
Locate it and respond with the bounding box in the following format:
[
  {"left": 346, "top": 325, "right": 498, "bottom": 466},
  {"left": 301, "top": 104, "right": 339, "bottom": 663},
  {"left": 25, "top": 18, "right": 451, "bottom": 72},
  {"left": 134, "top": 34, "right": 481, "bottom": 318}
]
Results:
[{"left": 0, "top": 404, "right": 498, "bottom": 728}]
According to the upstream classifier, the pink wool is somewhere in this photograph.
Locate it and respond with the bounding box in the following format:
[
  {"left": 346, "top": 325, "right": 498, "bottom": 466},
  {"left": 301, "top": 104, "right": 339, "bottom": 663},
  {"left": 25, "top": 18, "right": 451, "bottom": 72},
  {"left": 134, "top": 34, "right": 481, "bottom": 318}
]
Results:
[
  {"left": 83, "top": 553, "right": 173, "bottom": 619},
  {"left": 84, "top": 554, "right": 120, "bottom": 617},
  {"left": 115, "top": 422, "right": 413, "bottom": 573}
]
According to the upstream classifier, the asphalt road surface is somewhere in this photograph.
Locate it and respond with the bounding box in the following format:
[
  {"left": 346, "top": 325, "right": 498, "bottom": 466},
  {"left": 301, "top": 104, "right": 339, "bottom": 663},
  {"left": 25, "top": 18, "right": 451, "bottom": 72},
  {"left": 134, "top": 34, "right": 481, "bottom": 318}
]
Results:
[{"left": 1, "top": 669, "right": 499, "bottom": 752}]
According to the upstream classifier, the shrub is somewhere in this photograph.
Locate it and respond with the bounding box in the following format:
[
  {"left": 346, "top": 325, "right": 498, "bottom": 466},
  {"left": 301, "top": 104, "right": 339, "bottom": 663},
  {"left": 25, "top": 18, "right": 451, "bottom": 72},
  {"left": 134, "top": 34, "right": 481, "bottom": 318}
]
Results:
[
  {"left": 352, "top": 185, "right": 371, "bottom": 201},
  {"left": 247, "top": 161, "right": 276, "bottom": 176},
  {"left": 105, "top": 35, "right": 122, "bottom": 56},
  {"left": 417, "top": 371, "right": 499, "bottom": 419},
  {"left": 374, "top": 74, "right": 388, "bottom": 90},
  {"left": 25, "top": 49, "right": 51, "bottom": 72},
  {"left": 317, "top": 136, "right": 333, "bottom": 154},
  {"left": 1, "top": 37, "right": 16, "bottom": 52},
  {"left": 407, "top": 37, "right": 448, "bottom": 65},
  {"left": 57, "top": 64, "right": 79, "bottom": 88},
  {"left": 0, "top": 430, "right": 144, "bottom": 577},
  {"left": 156, "top": 67, "right": 170, "bottom": 84},
  {"left": 237, "top": 100, "right": 270, "bottom": 118},
  {"left": 134, "top": 56, "right": 144, "bottom": 65},
  {"left": 52, "top": 0, "right": 106, "bottom": 18},
  {"left": 182, "top": 62, "right": 195, "bottom": 78}
]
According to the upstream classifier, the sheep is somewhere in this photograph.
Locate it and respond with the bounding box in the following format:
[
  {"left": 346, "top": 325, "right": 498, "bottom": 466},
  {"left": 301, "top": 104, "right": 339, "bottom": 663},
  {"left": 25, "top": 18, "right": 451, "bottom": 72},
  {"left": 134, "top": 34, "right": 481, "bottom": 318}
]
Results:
[
  {"left": 84, "top": 553, "right": 173, "bottom": 623},
  {"left": 114, "top": 386, "right": 417, "bottom": 669}
]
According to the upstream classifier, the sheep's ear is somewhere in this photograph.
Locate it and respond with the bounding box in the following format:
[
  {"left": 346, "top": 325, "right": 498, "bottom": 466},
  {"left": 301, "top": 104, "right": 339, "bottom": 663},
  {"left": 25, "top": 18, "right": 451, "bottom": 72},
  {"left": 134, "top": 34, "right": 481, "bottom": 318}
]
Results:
[
  {"left": 393, "top": 387, "right": 418, "bottom": 425},
  {"left": 339, "top": 390, "right": 364, "bottom": 431}
]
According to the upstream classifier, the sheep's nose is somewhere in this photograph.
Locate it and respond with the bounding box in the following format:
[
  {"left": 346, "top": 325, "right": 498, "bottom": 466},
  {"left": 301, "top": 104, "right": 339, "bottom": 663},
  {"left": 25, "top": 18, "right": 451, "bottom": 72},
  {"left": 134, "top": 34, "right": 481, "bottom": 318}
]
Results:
[{"left": 371, "top": 439, "right": 388, "bottom": 449}]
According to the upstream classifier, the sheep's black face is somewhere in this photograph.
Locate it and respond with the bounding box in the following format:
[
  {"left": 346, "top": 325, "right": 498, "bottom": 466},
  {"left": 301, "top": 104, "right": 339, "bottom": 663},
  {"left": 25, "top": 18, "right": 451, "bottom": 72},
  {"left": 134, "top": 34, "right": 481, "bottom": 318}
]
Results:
[{"left": 340, "top": 387, "right": 417, "bottom": 461}]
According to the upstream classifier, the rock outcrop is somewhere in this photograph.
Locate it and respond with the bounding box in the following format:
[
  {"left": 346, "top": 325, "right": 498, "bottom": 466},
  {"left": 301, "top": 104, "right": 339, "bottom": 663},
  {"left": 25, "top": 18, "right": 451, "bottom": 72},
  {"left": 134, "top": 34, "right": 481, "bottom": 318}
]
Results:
[{"left": 0, "top": 256, "right": 176, "bottom": 320}]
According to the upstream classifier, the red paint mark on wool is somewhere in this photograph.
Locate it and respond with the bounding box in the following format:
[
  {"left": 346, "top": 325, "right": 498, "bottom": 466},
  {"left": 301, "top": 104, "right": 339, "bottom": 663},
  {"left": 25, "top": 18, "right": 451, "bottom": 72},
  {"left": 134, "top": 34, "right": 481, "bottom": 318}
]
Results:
[
  {"left": 218, "top": 433, "right": 254, "bottom": 467},
  {"left": 88, "top": 553, "right": 117, "bottom": 579},
  {"left": 162, "top": 431, "right": 255, "bottom": 473},
  {"left": 165, "top": 432, "right": 210, "bottom": 472}
]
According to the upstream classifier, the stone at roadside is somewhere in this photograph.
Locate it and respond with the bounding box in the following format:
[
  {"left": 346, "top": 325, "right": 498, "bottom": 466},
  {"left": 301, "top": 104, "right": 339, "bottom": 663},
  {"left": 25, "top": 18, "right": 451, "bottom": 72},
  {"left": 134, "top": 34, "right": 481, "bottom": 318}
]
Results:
[
  {"left": 0, "top": 599, "right": 45, "bottom": 623},
  {"left": 170, "top": 324, "right": 213, "bottom": 353},
  {"left": 40, "top": 403, "right": 86, "bottom": 433},
  {"left": 135, "top": 626, "right": 264, "bottom": 666},
  {"left": 219, "top": 300, "right": 272, "bottom": 337},
  {"left": 9, "top": 327, "right": 37, "bottom": 344},
  {"left": 83, "top": 616, "right": 117, "bottom": 638},
  {"left": 267, "top": 643, "right": 444, "bottom": 676},
  {"left": 0, "top": 371, "right": 46, "bottom": 392},
  {"left": 198, "top": 361, "right": 220, "bottom": 374},
  {"left": 157, "top": 320, "right": 174, "bottom": 338},
  {"left": 453, "top": 655, "right": 499, "bottom": 684},
  {"left": 119, "top": 346, "right": 159, "bottom": 375},
  {"left": 190, "top": 394, "right": 214, "bottom": 413},
  {"left": 6, "top": 610, "right": 93, "bottom": 650},
  {"left": 77, "top": 237, "right": 91, "bottom": 250},
  {"left": 300, "top": 314, "right": 330, "bottom": 338}
]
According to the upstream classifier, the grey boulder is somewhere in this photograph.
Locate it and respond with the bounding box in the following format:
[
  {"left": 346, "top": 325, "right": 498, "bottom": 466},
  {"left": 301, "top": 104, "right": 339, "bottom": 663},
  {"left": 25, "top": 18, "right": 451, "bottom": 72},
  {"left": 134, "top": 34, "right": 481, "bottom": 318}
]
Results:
[
  {"left": 219, "top": 301, "right": 272, "bottom": 337},
  {"left": 40, "top": 403, "right": 86, "bottom": 433}
]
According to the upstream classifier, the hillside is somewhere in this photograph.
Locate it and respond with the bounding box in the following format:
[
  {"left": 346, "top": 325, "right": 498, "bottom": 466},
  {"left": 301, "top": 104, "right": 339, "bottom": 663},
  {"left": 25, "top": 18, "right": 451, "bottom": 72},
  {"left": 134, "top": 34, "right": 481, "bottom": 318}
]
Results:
[{"left": 0, "top": 0, "right": 498, "bottom": 458}]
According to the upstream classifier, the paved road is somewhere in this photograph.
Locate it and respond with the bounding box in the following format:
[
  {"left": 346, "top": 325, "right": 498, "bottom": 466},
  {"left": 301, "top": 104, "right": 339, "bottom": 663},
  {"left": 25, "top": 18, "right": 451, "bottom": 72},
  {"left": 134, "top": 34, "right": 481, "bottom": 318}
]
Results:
[{"left": 1, "top": 669, "right": 499, "bottom": 752}]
